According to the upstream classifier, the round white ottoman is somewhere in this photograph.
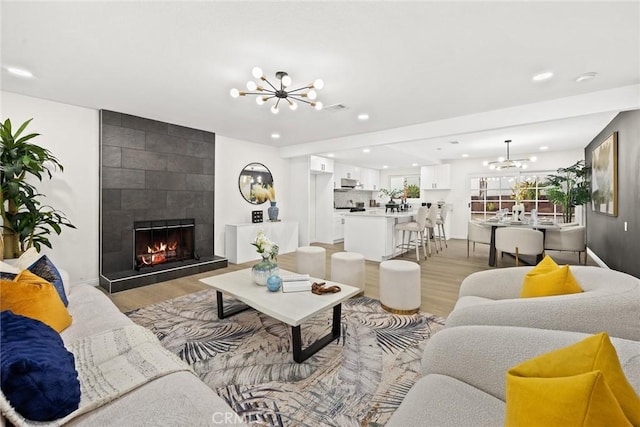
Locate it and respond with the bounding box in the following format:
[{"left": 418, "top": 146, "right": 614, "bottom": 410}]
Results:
[
  {"left": 331, "top": 252, "right": 365, "bottom": 292},
  {"left": 296, "top": 246, "right": 326, "bottom": 279},
  {"left": 379, "top": 260, "right": 421, "bottom": 314}
]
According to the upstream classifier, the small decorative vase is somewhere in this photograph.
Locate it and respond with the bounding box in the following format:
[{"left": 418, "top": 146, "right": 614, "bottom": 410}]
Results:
[
  {"left": 266, "top": 274, "right": 282, "bottom": 292},
  {"left": 251, "top": 255, "right": 279, "bottom": 286},
  {"left": 268, "top": 201, "right": 279, "bottom": 221}
]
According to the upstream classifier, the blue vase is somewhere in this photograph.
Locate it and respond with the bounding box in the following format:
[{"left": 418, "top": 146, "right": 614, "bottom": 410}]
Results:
[
  {"left": 251, "top": 255, "right": 279, "bottom": 286},
  {"left": 268, "top": 201, "right": 279, "bottom": 221},
  {"left": 266, "top": 275, "right": 282, "bottom": 292}
]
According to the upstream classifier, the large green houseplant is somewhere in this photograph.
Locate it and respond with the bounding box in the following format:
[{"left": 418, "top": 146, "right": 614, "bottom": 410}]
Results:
[
  {"left": 0, "top": 118, "right": 75, "bottom": 258},
  {"left": 544, "top": 160, "right": 590, "bottom": 224}
]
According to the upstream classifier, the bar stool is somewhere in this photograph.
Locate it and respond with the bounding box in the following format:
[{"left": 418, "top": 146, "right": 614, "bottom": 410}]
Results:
[
  {"left": 379, "top": 260, "right": 421, "bottom": 314},
  {"left": 296, "top": 246, "right": 326, "bottom": 279},
  {"left": 436, "top": 204, "right": 449, "bottom": 249},
  {"left": 331, "top": 252, "right": 365, "bottom": 292},
  {"left": 424, "top": 206, "right": 440, "bottom": 255},
  {"left": 393, "top": 206, "right": 429, "bottom": 262}
]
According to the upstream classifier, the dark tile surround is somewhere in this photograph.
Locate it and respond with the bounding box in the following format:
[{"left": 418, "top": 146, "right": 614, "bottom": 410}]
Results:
[{"left": 99, "top": 110, "right": 226, "bottom": 292}]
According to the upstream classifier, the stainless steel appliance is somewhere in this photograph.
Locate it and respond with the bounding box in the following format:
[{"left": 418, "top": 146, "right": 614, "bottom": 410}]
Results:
[{"left": 340, "top": 178, "right": 358, "bottom": 188}]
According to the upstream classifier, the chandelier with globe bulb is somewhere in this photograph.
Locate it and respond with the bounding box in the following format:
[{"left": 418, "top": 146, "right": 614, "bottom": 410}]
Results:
[{"left": 230, "top": 67, "right": 324, "bottom": 114}]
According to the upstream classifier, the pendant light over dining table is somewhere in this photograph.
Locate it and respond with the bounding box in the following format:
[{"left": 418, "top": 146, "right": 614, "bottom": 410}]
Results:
[
  {"left": 483, "top": 140, "right": 537, "bottom": 170},
  {"left": 230, "top": 67, "right": 324, "bottom": 114}
]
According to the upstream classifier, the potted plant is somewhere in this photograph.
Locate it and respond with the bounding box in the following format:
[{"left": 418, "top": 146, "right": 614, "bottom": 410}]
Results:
[
  {"left": 544, "top": 160, "right": 590, "bottom": 224},
  {"left": 378, "top": 188, "right": 403, "bottom": 204},
  {"left": 1, "top": 118, "right": 75, "bottom": 258}
]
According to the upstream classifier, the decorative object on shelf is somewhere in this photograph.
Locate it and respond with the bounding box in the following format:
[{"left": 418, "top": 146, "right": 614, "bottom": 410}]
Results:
[
  {"left": 483, "top": 140, "right": 536, "bottom": 171},
  {"left": 544, "top": 160, "right": 590, "bottom": 223},
  {"left": 251, "top": 210, "right": 263, "bottom": 223},
  {"left": 250, "top": 230, "right": 279, "bottom": 285},
  {"left": 590, "top": 132, "right": 617, "bottom": 217},
  {"left": 266, "top": 275, "right": 282, "bottom": 292},
  {"left": 1, "top": 118, "right": 76, "bottom": 258},
  {"left": 239, "top": 162, "right": 274, "bottom": 205},
  {"left": 268, "top": 201, "right": 279, "bottom": 221},
  {"left": 230, "top": 67, "right": 324, "bottom": 114}
]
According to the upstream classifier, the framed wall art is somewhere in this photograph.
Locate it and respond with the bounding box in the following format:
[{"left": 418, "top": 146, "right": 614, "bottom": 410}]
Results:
[{"left": 591, "top": 131, "right": 618, "bottom": 216}]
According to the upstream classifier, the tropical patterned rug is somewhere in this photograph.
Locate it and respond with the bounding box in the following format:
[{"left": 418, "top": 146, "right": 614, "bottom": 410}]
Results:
[{"left": 127, "top": 290, "right": 445, "bottom": 426}]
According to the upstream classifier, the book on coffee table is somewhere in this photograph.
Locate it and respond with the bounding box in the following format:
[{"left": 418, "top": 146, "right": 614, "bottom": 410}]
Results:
[{"left": 282, "top": 280, "right": 312, "bottom": 293}]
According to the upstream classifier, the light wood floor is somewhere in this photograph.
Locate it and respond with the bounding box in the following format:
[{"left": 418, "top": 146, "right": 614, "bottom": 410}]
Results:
[{"left": 106, "top": 238, "right": 595, "bottom": 318}]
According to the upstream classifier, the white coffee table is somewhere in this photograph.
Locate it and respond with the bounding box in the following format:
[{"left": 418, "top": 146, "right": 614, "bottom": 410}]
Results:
[{"left": 199, "top": 268, "right": 360, "bottom": 363}]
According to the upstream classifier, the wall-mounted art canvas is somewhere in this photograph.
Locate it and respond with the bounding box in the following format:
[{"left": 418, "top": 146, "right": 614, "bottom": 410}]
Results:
[{"left": 591, "top": 132, "right": 618, "bottom": 216}]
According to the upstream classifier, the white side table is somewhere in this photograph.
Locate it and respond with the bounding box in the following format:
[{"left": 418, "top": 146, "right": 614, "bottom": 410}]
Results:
[{"left": 225, "top": 221, "right": 299, "bottom": 264}]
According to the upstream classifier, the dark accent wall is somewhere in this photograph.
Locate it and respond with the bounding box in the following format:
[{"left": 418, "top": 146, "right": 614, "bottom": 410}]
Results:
[
  {"left": 100, "top": 110, "right": 215, "bottom": 275},
  {"left": 585, "top": 110, "right": 640, "bottom": 278}
]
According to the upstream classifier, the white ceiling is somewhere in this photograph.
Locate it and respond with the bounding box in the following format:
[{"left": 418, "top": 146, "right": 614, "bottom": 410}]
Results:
[{"left": 1, "top": 1, "right": 639, "bottom": 169}]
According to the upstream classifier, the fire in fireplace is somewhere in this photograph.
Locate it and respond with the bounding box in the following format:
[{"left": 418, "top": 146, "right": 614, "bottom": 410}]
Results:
[{"left": 133, "top": 219, "right": 197, "bottom": 270}]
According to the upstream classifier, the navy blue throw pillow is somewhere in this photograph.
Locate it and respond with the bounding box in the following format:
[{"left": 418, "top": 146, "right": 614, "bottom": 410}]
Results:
[
  {"left": 0, "top": 311, "right": 80, "bottom": 421},
  {"left": 27, "top": 255, "right": 68, "bottom": 306}
]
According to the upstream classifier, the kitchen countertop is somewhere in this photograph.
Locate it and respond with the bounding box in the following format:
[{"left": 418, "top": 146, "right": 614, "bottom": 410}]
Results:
[{"left": 342, "top": 210, "right": 415, "bottom": 218}]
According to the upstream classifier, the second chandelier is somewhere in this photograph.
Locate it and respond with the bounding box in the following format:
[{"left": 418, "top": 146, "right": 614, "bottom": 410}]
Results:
[{"left": 230, "top": 67, "right": 324, "bottom": 114}]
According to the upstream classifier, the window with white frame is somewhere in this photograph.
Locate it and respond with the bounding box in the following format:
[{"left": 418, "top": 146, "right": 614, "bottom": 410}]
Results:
[{"left": 469, "top": 171, "right": 562, "bottom": 221}]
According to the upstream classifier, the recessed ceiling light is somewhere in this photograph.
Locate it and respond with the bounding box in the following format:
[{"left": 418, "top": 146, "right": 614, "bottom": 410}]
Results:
[
  {"left": 327, "top": 153, "right": 335, "bottom": 157},
  {"left": 462, "top": 154, "right": 469, "bottom": 158},
  {"left": 411, "top": 163, "right": 419, "bottom": 167},
  {"left": 363, "top": 148, "right": 371, "bottom": 153},
  {"left": 382, "top": 165, "right": 388, "bottom": 169},
  {"left": 270, "top": 133, "right": 280, "bottom": 139},
  {"left": 532, "top": 71, "right": 554, "bottom": 82},
  {"left": 540, "top": 146, "right": 549, "bottom": 151},
  {"left": 575, "top": 72, "right": 597, "bottom": 83},
  {"left": 6, "top": 66, "right": 33, "bottom": 78},
  {"left": 357, "top": 113, "right": 369, "bottom": 121}
]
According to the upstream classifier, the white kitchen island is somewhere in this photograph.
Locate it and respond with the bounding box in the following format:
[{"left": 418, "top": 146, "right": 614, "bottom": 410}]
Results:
[{"left": 343, "top": 210, "right": 415, "bottom": 261}]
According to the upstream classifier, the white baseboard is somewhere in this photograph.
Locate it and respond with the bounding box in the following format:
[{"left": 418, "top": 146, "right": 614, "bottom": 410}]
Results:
[{"left": 586, "top": 247, "right": 609, "bottom": 269}]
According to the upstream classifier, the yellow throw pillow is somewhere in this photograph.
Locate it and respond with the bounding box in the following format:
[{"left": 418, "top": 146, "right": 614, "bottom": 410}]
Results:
[
  {"left": 520, "top": 265, "right": 583, "bottom": 298},
  {"left": 527, "top": 254, "right": 559, "bottom": 276},
  {"left": 506, "top": 332, "right": 640, "bottom": 426},
  {"left": 0, "top": 270, "right": 72, "bottom": 332}
]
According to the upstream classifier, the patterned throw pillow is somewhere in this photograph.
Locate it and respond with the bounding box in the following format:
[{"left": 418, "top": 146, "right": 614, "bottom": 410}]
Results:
[{"left": 27, "top": 255, "right": 68, "bottom": 306}]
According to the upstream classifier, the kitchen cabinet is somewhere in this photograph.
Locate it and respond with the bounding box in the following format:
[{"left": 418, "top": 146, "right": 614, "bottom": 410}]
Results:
[
  {"left": 310, "top": 155, "right": 334, "bottom": 174},
  {"left": 420, "top": 164, "right": 451, "bottom": 190},
  {"left": 359, "top": 167, "right": 380, "bottom": 191},
  {"left": 333, "top": 212, "right": 345, "bottom": 242}
]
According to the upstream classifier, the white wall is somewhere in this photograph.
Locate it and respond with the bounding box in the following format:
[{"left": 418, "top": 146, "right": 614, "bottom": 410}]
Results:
[
  {"left": 214, "top": 135, "right": 292, "bottom": 258},
  {"left": 1, "top": 91, "right": 99, "bottom": 285}
]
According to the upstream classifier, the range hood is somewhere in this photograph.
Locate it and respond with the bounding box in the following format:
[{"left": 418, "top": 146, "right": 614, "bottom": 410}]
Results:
[{"left": 340, "top": 178, "right": 358, "bottom": 188}]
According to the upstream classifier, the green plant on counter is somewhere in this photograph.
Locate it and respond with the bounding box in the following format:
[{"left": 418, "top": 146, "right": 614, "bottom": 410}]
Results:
[
  {"left": 0, "top": 118, "right": 75, "bottom": 257},
  {"left": 378, "top": 188, "right": 403, "bottom": 203},
  {"left": 487, "top": 202, "right": 496, "bottom": 211},
  {"left": 405, "top": 184, "right": 420, "bottom": 198}
]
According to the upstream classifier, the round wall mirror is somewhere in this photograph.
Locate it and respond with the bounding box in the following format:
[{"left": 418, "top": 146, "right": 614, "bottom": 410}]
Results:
[{"left": 238, "top": 162, "right": 274, "bottom": 204}]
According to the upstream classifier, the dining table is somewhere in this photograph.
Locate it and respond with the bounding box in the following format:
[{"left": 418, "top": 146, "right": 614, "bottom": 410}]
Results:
[{"left": 479, "top": 217, "right": 561, "bottom": 267}]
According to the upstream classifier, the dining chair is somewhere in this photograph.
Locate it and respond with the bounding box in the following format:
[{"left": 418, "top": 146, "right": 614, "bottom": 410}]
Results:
[
  {"left": 467, "top": 220, "right": 492, "bottom": 257},
  {"left": 494, "top": 228, "right": 544, "bottom": 267},
  {"left": 393, "top": 206, "right": 429, "bottom": 262},
  {"left": 543, "top": 225, "right": 587, "bottom": 264}
]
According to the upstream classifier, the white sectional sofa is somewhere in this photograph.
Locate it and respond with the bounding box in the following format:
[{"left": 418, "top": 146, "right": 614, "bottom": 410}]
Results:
[
  {"left": 1, "top": 276, "right": 244, "bottom": 426},
  {"left": 388, "top": 266, "right": 640, "bottom": 426}
]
